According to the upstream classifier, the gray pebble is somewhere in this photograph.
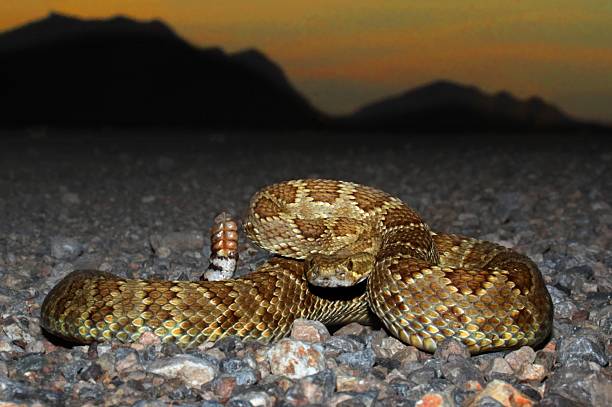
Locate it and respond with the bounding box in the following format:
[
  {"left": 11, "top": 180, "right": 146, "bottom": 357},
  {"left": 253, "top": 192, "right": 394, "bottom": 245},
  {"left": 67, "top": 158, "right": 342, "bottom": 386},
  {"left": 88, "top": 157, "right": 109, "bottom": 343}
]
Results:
[
  {"left": 407, "top": 366, "right": 437, "bottom": 385},
  {"left": 291, "top": 318, "right": 331, "bottom": 343},
  {"left": 433, "top": 338, "right": 471, "bottom": 361},
  {"left": 147, "top": 355, "right": 218, "bottom": 388},
  {"left": 539, "top": 393, "right": 582, "bottom": 407},
  {"left": 557, "top": 334, "right": 608, "bottom": 367},
  {"left": 546, "top": 362, "right": 606, "bottom": 405},
  {"left": 324, "top": 336, "right": 365, "bottom": 356},
  {"left": 371, "top": 335, "right": 407, "bottom": 359},
  {"left": 440, "top": 358, "right": 485, "bottom": 388},
  {"left": 330, "top": 390, "right": 377, "bottom": 406},
  {"left": 267, "top": 339, "right": 326, "bottom": 379},
  {"left": 50, "top": 236, "right": 83, "bottom": 260},
  {"left": 285, "top": 369, "right": 336, "bottom": 406},
  {"left": 391, "top": 378, "right": 451, "bottom": 401},
  {"left": 336, "top": 348, "right": 376, "bottom": 371}
]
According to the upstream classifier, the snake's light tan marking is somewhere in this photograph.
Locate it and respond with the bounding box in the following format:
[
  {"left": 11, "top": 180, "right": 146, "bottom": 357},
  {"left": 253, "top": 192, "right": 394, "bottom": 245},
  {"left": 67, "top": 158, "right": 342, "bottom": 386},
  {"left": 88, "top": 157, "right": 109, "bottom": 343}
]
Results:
[{"left": 41, "top": 179, "right": 553, "bottom": 353}]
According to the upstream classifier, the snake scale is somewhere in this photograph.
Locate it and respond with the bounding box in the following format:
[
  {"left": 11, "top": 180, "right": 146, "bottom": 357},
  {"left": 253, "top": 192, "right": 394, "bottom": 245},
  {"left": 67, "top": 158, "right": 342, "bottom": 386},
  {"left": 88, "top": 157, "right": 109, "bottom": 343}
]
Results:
[{"left": 41, "top": 179, "right": 553, "bottom": 353}]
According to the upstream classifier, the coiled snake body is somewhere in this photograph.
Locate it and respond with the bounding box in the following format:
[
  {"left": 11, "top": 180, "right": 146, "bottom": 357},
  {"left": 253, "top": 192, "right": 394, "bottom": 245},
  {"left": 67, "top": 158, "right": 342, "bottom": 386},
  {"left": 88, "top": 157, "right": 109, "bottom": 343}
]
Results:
[{"left": 41, "top": 179, "right": 553, "bottom": 353}]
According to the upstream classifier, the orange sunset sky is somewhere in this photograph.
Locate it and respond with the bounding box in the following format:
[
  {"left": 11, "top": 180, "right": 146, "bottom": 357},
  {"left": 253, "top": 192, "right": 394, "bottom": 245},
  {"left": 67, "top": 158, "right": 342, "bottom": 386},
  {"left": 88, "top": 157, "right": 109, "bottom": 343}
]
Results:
[{"left": 2, "top": 1, "right": 611, "bottom": 122}]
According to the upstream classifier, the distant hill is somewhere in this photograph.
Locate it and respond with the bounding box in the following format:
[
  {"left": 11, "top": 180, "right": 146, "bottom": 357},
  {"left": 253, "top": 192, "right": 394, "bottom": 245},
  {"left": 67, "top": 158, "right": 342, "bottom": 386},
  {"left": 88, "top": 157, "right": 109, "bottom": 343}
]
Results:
[
  {"left": 340, "top": 80, "right": 597, "bottom": 132},
  {"left": 0, "top": 12, "right": 324, "bottom": 128},
  {"left": 0, "top": 13, "right": 608, "bottom": 133}
]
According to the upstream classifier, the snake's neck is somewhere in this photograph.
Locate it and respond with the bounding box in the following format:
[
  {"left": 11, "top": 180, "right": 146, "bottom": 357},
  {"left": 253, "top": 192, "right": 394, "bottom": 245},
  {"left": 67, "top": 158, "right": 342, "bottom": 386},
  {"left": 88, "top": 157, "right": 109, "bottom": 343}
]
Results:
[{"left": 302, "top": 277, "right": 372, "bottom": 326}]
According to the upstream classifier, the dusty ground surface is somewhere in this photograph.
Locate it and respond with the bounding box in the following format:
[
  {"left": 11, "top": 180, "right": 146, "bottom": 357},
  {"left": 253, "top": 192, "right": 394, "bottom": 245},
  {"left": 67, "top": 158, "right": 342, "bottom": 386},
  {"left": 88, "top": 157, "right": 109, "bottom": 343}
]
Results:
[{"left": 0, "top": 131, "right": 611, "bottom": 406}]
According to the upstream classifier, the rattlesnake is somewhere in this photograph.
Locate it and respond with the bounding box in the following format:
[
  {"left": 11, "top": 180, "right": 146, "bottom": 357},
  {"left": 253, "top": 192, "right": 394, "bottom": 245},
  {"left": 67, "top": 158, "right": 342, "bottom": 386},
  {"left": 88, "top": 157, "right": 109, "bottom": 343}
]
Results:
[{"left": 41, "top": 179, "right": 553, "bottom": 353}]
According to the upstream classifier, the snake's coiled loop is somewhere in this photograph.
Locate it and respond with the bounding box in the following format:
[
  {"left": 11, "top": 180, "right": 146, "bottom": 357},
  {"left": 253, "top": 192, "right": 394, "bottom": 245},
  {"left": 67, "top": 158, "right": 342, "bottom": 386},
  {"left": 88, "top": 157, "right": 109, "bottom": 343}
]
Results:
[{"left": 41, "top": 179, "right": 553, "bottom": 353}]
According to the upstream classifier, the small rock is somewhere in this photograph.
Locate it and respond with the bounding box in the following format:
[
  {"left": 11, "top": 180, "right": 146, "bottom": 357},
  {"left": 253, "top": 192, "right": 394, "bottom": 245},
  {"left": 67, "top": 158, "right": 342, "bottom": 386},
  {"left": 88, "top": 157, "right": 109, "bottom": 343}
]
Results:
[
  {"left": 515, "top": 363, "right": 547, "bottom": 382},
  {"left": 333, "top": 323, "right": 370, "bottom": 337},
  {"left": 546, "top": 285, "right": 578, "bottom": 319},
  {"left": 229, "top": 391, "right": 275, "bottom": 407},
  {"left": 231, "top": 368, "right": 258, "bottom": 386},
  {"left": 470, "top": 380, "right": 535, "bottom": 407},
  {"left": 2, "top": 322, "right": 35, "bottom": 345},
  {"left": 99, "top": 262, "right": 113, "bottom": 272},
  {"left": 114, "top": 349, "right": 142, "bottom": 374},
  {"left": 205, "top": 347, "right": 226, "bottom": 362},
  {"left": 557, "top": 334, "right": 608, "bottom": 367},
  {"left": 25, "top": 341, "right": 46, "bottom": 353},
  {"left": 329, "top": 390, "right": 377, "bottom": 406},
  {"left": 534, "top": 349, "right": 556, "bottom": 372},
  {"left": 546, "top": 285, "right": 568, "bottom": 303},
  {"left": 324, "top": 336, "right": 365, "bottom": 357},
  {"left": 147, "top": 355, "right": 218, "bottom": 388},
  {"left": 214, "top": 336, "right": 243, "bottom": 354},
  {"left": 515, "top": 383, "right": 543, "bottom": 402},
  {"left": 399, "top": 361, "right": 426, "bottom": 377},
  {"left": 504, "top": 347, "right": 536, "bottom": 371},
  {"left": 488, "top": 358, "right": 514, "bottom": 377},
  {"left": 440, "top": 358, "right": 485, "bottom": 390},
  {"left": 267, "top": 338, "right": 325, "bottom": 379},
  {"left": 79, "top": 363, "right": 104, "bottom": 382},
  {"left": 336, "top": 348, "right": 376, "bottom": 371},
  {"left": 372, "top": 335, "right": 407, "bottom": 359},
  {"left": 555, "top": 300, "right": 579, "bottom": 320},
  {"left": 285, "top": 369, "right": 335, "bottom": 406},
  {"left": 154, "top": 246, "right": 171, "bottom": 258},
  {"left": 210, "top": 375, "right": 237, "bottom": 403},
  {"left": 390, "top": 378, "right": 452, "bottom": 403},
  {"left": 50, "top": 237, "right": 83, "bottom": 260},
  {"left": 396, "top": 346, "right": 423, "bottom": 365},
  {"left": 415, "top": 392, "right": 454, "bottom": 407},
  {"left": 219, "top": 357, "right": 258, "bottom": 386},
  {"left": 555, "top": 265, "right": 593, "bottom": 294},
  {"left": 335, "top": 373, "right": 392, "bottom": 398},
  {"left": 291, "top": 319, "right": 331, "bottom": 343},
  {"left": 434, "top": 338, "right": 471, "bottom": 361},
  {"left": 408, "top": 367, "right": 437, "bottom": 385},
  {"left": 539, "top": 393, "right": 581, "bottom": 407},
  {"left": 546, "top": 362, "right": 608, "bottom": 405},
  {"left": 581, "top": 282, "right": 598, "bottom": 293}
]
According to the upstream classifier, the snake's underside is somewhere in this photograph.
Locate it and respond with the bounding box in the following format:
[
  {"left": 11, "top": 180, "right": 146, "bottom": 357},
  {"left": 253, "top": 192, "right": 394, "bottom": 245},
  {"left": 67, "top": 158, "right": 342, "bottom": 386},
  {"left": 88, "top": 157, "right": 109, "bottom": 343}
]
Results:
[{"left": 41, "top": 179, "right": 553, "bottom": 353}]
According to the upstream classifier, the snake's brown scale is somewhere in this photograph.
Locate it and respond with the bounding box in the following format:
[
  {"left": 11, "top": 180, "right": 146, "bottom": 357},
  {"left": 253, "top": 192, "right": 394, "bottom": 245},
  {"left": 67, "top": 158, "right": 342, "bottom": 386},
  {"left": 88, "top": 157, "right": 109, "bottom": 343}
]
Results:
[{"left": 41, "top": 179, "right": 553, "bottom": 353}]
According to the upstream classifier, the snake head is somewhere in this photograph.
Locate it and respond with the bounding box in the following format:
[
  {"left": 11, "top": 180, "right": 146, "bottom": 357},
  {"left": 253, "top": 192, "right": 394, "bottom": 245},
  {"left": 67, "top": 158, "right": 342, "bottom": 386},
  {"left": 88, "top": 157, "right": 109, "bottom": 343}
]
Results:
[{"left": 306, "top": 252, "right": 375, "bottom": 287}]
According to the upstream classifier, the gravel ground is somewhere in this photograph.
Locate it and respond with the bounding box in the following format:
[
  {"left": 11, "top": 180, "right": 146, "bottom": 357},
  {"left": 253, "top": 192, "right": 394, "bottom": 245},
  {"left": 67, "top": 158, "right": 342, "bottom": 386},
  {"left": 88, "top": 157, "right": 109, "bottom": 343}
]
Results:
[{"left": 0, "top": 131, "right": 611, "bottom": 406}]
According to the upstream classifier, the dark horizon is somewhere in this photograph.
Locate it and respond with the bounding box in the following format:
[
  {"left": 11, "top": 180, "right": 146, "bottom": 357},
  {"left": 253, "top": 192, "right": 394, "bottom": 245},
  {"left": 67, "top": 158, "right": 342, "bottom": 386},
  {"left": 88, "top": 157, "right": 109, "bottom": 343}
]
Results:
[
  {"left": 1, "top": 13, "right": 609, "bottom": 134},
  {"left": 3, "top": 3, "right": 611, "bottom": 124}
]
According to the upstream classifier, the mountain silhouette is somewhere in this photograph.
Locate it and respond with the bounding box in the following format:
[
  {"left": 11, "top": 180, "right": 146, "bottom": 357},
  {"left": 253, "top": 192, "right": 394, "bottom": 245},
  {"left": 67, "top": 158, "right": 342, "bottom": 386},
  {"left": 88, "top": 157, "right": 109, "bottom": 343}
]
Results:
[
  {"left": 342, "top": 80, "right": 586, "bottom": 132},
  {"left": 0, "top": 12, "right": 323, "bottom": 128},
  {"left": 0, "top": 12, "right": 178, "bottom": 52},
  {"left": 0, "top": 13, "right": 607, "bottom": 133}
]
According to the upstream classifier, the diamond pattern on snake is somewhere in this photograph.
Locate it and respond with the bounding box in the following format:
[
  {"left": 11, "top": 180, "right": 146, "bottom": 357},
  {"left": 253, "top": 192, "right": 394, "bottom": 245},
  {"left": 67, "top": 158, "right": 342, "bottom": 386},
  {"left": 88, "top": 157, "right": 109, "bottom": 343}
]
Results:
[{"left": 41, "top": 179, "right": 553, "bottom": 353}]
